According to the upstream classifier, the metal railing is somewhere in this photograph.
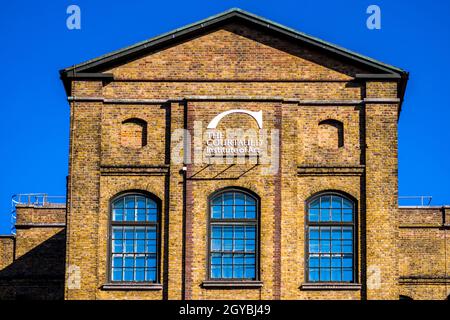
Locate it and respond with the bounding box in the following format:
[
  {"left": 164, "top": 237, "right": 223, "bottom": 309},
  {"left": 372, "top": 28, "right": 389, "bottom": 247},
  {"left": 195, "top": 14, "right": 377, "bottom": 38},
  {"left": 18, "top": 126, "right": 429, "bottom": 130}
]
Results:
[
  {"left": 10, "top": 193, "right": 66, "bottom": 235},
  {"left": 11, "top": 193, "right": 66, "bottom": 207},
  {"left": 398, "top": 196, "right": 433, "bottom": 207}
]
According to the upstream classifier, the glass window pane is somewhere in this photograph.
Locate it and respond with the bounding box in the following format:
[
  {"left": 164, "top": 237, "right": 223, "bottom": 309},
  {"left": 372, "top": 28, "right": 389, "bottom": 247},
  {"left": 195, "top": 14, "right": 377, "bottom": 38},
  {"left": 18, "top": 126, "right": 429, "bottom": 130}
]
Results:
[
  {"left": 321, "top": 196, "right": 331, "bottom": 208},
  {"left": 112, "top": 255, "right": 123, "bottom": 267},
  {"left": 125, "top": 196, "right": 135, "bottom": 208},
  {"left": 331, "top": 240, "right": 341, "bottom": 253},
  {"left": 343, "top": 209, "right": 353, "bottom": 222},
  {"left": 113, "top": 199, "right": 124, "bottom": 209},
  {"left": 245, "top": 206, "right": 256, "bottom": 219},
  {"left": 211, "top": 206, "right": 222, "bottom": 219},
  {"left": 146, "top": 269, "right": 156, "bottom": 282},
  {"left": 146, "top": 255, "right": 156, "bottom": 268},
  {"left": 211, "top": 239, "right": 221, "bottom": 251},
  {"left": 309, "top": 239, "right": 319, "bottom": 253},
  {"left": 211, "top": 265, "right": 221, "bottom": 278},
  {"left": 124, "top": 268, "right": 134, "bottom": 281},
  {"left": 212, "top": 194, "right": 222, "bottom": 206},
  {"left": 223, "top": 193, "right": 234, "bottom": 205},
  {"left": 136, "top": 209, "right": 146, "bottom": 221},
  {"left": 112, "top": 268, "right": 123, "bottom": 281},
  {"left": 223, "top": 226, "right": 233, "bottom": 238},
  {"left": 135, "top": 256, "right": 145, "bottom": 268},
  {"left": 113, "top": 209, "right": 123, "bottom": 221},
  {"left": 245, "top": 239, "right": 255, "bottom": 252},
  {"left": 310, "top": 199, "right": 320, "bottom": 209},
  {"left": 211, "top": 226, "right": 222, "bottom": 239},
  {"left": 211, "top": 253, "right": 221, "bottom": 265},
  {"left": 309, "top": 255, "right": 319, "bottom": 268},
  {"left": 331, "top": 208, "right": 341, "bottom": 222},
  {"left": 245, "top": 226, "right": 256, "bottom": 239},
  {"left": 235, "top": 193, "right": 245, "bottom": 205},
  {"left": 320, "top": 209, "right": 330, "bottom": 221},
  {"left": 343, "top": 255, "right": 353, "bottom": 268},
  {"left": 331, "top": 228, "right": 341, "bottom": 239},
  {"left": 343, "top": 199, "right": 353, "bottom": 209},
  {"left": 234, "top": 265, "right": 244, "bottom": 278},
  {"left": 320, "top": 268, "right": 331, "bottom": 281},
  {"left": 223, "top": 206, "right": 233, "bottom": 218},
  {"left": 309, "top": 227, "right": 319, "bottom": 239},
  {"left": 309, "top": 268, "right": 319, "bottom": 282},
  {"left": 125, "top": 208, "right": 135, "bottom": 221},
  {"left": 146, "top": 199, "right": 157, "bottom": 209},
  {"left": 320, "top": 256, "right": 331, "bottom": 268},
  {"left": 331, "top": 256, "right": 342, "bottom": 268},
  {"left": 235, "top": 206, "right": 245, "bottom": 218},
  {"left": 331, "top": 196, "right": 342, "bottom": 209},
  {"left": 320, "top": 240, "right": 330, "bottom": 253},
  {"left": 223, "top": 266, "right": 232, "bottom": 278},
  {"left": 320, "top": 228, "right": 331, "bottom": 239},
  {"left": 343, "top": 269, "right": 353, "bottom": 282},
  {"left": 331, "top": 269, "right": 342, "bottom": 281},
  {"left": 235, "top": 239, "right": 244, "bottom": 251},
  {"left": 343, "top": 228, "right": 353, "bottom": 239},
  {"left": 234, "top": 226, "right": 244, "bottom": 239},
  {"left": 309, "top": 209, "right": 319, "bottom": 222},
  {"left": 223, "top": 239, "right": 233, "bottom": 251},
  {"left": 135, "top": 268, "right": 145, "bottom": 281},
  {"left": 136, "top": 197, "right": 146, "bottom": 208},
  {"left": 244, "top": 266, "right": 255, "bottom": 279},
  {"left": 245, "top": 196, "right": 256, "bottom": 206}
]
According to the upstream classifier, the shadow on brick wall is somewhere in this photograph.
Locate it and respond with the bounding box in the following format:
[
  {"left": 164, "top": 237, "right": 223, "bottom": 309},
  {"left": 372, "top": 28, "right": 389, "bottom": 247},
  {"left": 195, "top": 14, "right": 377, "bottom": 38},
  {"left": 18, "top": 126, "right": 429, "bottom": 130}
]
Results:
[{"left": 0, "top": 230, "right": 66, "bottom": 300}]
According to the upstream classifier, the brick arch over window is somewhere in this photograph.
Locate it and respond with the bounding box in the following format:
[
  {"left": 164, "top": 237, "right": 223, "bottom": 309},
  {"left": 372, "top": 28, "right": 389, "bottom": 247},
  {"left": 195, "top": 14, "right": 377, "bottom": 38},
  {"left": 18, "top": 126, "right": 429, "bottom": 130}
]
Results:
[
  {"left": 121, "top": 118, "right": 147, "bottom": 149},
  {"left": 318, "top": 119, "right": 344, "bottom": 149}
]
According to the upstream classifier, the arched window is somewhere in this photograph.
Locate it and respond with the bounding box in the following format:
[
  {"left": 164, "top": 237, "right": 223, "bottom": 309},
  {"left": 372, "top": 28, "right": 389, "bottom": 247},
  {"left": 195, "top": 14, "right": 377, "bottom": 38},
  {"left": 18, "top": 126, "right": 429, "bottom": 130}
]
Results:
[
  {"left": 306, "top": 192, "right": 355, "bottom": 283},
  {"left": 121, "top": 118, "right": 147, "bottom": 149},
  {"left": 109, "top": 192, "right": 159, "bottom": 283},
  {"left": 208, "top": 189, "right": 259, "bottom": 280},
  {"left": 318, "top": 119, "right": 344, "bottom": 149}
]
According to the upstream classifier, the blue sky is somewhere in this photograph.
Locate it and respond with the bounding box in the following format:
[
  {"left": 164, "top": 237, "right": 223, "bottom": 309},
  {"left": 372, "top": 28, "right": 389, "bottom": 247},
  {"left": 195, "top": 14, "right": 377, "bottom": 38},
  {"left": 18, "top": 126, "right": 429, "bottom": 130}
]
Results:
[{"left": 0, "top": 0, "right": 449, "bottom": 234}]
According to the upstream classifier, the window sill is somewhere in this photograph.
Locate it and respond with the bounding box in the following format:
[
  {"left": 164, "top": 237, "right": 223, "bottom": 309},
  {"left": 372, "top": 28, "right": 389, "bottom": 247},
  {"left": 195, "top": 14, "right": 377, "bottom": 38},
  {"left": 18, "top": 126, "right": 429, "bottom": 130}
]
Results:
[
  {"left": 300, "top": 283, "right": 361, "bottom": 291},
  {"left": 102, "top": 283, "right": 163, "bottom": 291},
  {"left": 202, "top": 280, "right": 263, "bottom": 289}
]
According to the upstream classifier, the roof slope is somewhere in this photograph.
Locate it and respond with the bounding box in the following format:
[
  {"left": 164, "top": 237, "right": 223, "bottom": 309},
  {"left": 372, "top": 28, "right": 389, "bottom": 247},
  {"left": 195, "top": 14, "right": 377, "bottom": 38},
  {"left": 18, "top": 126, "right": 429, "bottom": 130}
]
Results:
[
  {"left": 60, "top": 8, "right": 408, "bottom": 104},
  {"left": 60, "top": 8, "right": 408, "bottom": 76}
]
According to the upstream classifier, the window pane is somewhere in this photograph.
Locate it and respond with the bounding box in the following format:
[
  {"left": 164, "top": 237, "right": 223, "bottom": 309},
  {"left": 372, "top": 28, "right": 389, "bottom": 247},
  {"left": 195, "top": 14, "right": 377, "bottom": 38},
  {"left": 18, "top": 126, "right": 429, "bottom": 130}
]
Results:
[
  {"left": 113, "top": 209, "right": 123, "bottom": 221},
  {"left": 211, "top": 206, "right": 222, "bottom": 219},
  {"left": 331, "top": 208, "right": 341, "bottom": 222},
  {"left": 223, "top": 206, "right": 233, "bottom": 218},
  {"left": 112, "top": 268, "right": 123, "bottom": 281},
  {"left": 246, "top": 206, "right": 256, "bottom": 219},
  {"left": 309, "top": 255, "right": 319, "bottom": 268},
  {"left": 125, "top": 196, "right": 135, "bottom": 208},
  {"left": 244, "top": 266, "right": 255, "bottom": 279},
  {"left": 136, "top": 197, "right": 146, "bottom": 208},
  {"left": 223, "top": 193, "right": 233, "bottom": 205},
  {"left": 309, "top": 209, "right": 319, "bottom": 222},
  {"left": 211, "top": 265, "right": 221, "bottom": 279},
  {"left": 321, "top": 196, "right": 331, "bottom": 208},
  {"left": 331, "top": 269, "right": 342, "bottom": 281},
  {"left": 343, "top": 209, "right": 353, "bottom": 222},
  {"left": 320, "top": 209, "right": 330, "bottom": 221},
  {"left": 343, "top": 269, "right": 353, "bottom": 282},
  {"left": 235, "top": 193, "right": 245, "bottom": 205},
  {"left": 320, "top": 268, "right": 331, "bottom": 281},
  {"left": 235, "top": 206, "right": 245, "bottom": 218},
  {"left": 309, "top": 268, "right": 319, "bottom": 282}
]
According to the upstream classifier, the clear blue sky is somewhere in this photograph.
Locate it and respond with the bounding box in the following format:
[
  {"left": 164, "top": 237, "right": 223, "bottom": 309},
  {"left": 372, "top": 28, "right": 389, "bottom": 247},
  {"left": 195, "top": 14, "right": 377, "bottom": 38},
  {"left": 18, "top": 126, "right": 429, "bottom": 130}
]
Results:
[{"left": 0, "top": 0, "right": 449, "bottom": 234}]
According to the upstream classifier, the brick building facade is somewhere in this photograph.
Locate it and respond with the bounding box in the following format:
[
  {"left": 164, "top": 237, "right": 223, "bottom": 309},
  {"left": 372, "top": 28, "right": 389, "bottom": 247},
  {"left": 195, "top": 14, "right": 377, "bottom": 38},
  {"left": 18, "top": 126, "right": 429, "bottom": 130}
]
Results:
[{"left": 0, "top": 9, "right": 449, "bottom": 300}]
